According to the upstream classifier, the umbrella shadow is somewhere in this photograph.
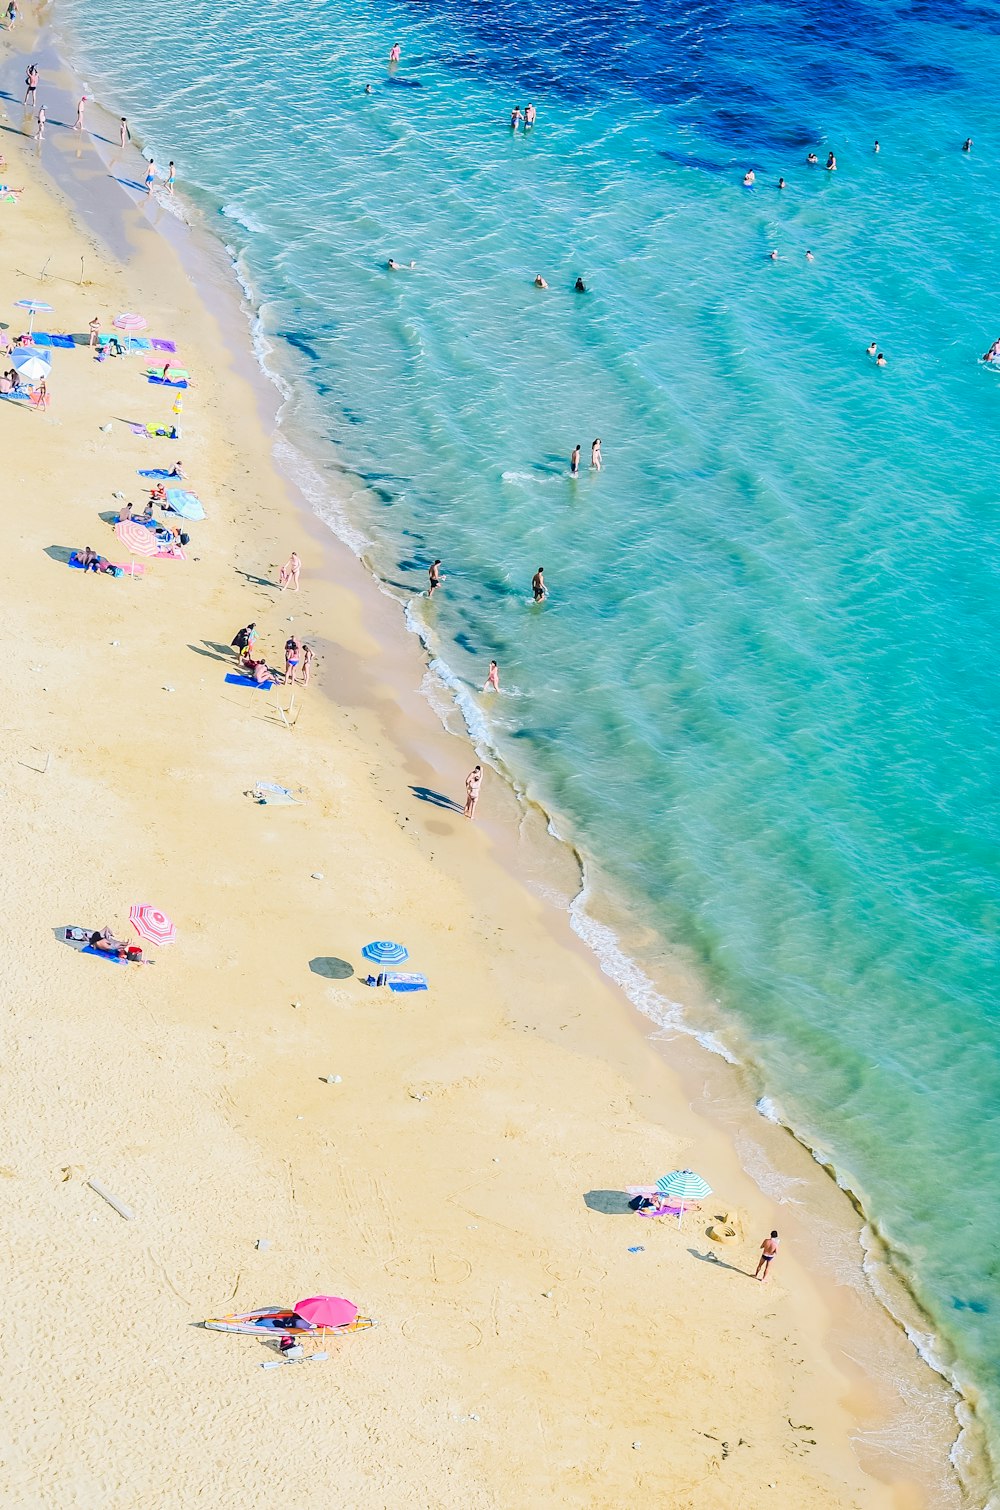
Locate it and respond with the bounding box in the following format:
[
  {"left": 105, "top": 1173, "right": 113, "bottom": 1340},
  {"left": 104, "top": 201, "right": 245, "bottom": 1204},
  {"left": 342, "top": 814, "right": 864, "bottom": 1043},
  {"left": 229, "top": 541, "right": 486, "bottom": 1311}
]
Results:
[
  {"left": 309, "top": 957, "right": 355, "bottom": 981},
  {"left": 687, "top": 1246, "right": 754, "bottom": 1278},
  {"left": 409, "top": 784, "right": 462, "bottom": 813},
  {"left": 583, "top": 1189, "right": 636, "bottom": 1216},
  {"left": 44, "top": 545, "right": 75, "bottom": 565}
]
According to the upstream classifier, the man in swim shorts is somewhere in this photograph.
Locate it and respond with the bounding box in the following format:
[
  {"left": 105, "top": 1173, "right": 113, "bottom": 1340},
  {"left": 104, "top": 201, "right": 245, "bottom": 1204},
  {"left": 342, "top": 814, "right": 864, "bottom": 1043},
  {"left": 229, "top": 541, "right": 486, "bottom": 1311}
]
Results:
[
  {"left": 755, "top": 1230, "right": 779, "bottom": 1281},
  {"left": 532, "top": 566, "right": 547, "bottom": 601}
]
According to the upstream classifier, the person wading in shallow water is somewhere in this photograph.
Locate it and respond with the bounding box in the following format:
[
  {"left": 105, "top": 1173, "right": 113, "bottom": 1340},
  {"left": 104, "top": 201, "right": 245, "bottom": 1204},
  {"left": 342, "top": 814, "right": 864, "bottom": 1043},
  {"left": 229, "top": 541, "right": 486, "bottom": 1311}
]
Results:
[{"left": 754, "top": 1230, "right": 779, "bottom": 1281}]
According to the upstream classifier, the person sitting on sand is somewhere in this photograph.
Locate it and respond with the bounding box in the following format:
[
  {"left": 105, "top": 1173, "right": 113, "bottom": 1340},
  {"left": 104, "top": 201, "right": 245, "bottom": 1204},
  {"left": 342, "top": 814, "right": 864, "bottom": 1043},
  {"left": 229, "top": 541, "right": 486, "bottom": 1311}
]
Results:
[
  {"left": 138, "top": 498, "right": 155, "bottom": 523},
  {"left": 247, "top": 655, "right": 271, "bottom": 685},
  {"left": 0, "top": 371, "right": 11, "bottom": 395},
  {"left": 148, "top": 483, "right": 167, "bottom": 504},
  {"left": 73, "top": 546, "right": 112, "bottom": 574},
  {"left": 117, "top": 501, "right": 133, "bottom": 523}
]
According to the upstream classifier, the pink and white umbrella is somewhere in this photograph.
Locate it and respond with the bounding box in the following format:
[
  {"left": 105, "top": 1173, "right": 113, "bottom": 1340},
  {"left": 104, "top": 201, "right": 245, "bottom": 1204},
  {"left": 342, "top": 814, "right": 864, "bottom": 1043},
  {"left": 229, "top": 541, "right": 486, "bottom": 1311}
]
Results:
[
  {"left": 113, "top": 311, "right": 146, "bottom": 351},
  {"left": 128, "top": 904, "right": 176, "bottom": 946},
  {"left": 114, "top": 519, "right": 159, "bottom": 577}
]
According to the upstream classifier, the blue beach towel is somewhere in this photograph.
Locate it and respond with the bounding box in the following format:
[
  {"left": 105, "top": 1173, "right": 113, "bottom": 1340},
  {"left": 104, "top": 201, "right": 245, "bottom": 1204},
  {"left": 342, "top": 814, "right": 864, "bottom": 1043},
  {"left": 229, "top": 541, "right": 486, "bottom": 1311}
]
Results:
[
  {"left": 148, "top": 375, "right": 188, "bottom": 389},
  {"left": 226, "top": 671, "right": 273, "bottom": 690},
  {"left": 138, "top": 468, "right": 180, "bottom": 480},
  {"left": 0, "top": 391, "right": 29, "bottom": 403},
  {"left": 385, "top": 972, "right": 429, "bottom": 993},
  {"left": 81, "top": 944, "right": 128, "bottom": 964},
  {"left": 33, "top": 332, "right": 73, "bottom": 348},
  {"left": 31, "top": 331, "right": 51, "bottom": 346}
]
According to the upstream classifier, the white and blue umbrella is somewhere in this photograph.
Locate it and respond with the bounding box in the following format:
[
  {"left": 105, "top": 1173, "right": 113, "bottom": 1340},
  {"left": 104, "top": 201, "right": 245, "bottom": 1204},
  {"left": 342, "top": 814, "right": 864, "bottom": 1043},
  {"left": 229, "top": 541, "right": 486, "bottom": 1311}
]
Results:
[
  {"left": 656, "top": 1169, "right": 713, "bottom": 1226},
  {"left": 362, "top": 940, "right": 409, "bottom": 966},
  {"left": 14, "top": 298, "right": 52, "bottom": 334},
  {"left": 165, "top": 488, "right": 205, "bottom": 522},
  {"left": 11, "top": 348, "right": 51, "bottom": 386}
]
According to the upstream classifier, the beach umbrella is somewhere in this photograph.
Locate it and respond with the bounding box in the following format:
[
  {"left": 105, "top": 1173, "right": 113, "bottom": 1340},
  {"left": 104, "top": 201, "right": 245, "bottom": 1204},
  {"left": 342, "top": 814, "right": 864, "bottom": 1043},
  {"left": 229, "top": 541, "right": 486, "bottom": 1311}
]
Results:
[
  {"left": 361, "top": 940, "right": 409, "bottom": 965},
  {"left": 10, "top": 349, "right": 50, "bottom": 386},
  {"left": 128, "top": 903, "right": 177, "bottom": 946},
  {"left": 293, "top": 1296, "right": 358, "bottom": 1331},
  {"left": 165, "top": 488, "right": 205, "bottom": 522},
  {"left": 115, "top": 520, "right": 159, "bottom": 578},
  {"left": 113, "top": 310, "right": 147, "bottom": 352},
  {"left": 656, "top": 1169, "right": 713, "bottom": 1226},
  {"left": 14, "top": 298, "right": 52, "bottom": 334}
]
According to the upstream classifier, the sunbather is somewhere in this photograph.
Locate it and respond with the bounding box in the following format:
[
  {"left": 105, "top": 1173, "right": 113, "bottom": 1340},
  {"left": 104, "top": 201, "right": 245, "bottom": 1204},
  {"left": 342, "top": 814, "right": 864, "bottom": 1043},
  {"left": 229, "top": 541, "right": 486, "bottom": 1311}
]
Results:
[
  {"left": 247, "top": 656, "right": 272, "bottom": 685},
  {"left": 89, "top": 928, "right": 128, "bottom": 958},
  {"left": 117, "top": 501, "right": 133, "bottom": 523},
  {"left": 73, "top": 546, "right": 105, "bottom": 573}
]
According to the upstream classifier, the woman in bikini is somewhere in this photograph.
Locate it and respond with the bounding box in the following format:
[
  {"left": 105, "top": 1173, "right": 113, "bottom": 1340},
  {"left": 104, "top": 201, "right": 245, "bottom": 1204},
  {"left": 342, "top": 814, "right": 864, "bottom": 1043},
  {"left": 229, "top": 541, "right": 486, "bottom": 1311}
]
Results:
[{"left": 284, "top": 635, "right": 301, "bottom": 686}]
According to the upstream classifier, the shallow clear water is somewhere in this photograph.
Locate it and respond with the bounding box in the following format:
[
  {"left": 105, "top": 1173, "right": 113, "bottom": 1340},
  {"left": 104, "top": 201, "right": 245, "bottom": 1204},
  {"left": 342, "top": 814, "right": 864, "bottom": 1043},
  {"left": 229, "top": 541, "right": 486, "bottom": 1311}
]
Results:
[{"left": 57, "top": 0, "right": 1000, "bottom": 1471}]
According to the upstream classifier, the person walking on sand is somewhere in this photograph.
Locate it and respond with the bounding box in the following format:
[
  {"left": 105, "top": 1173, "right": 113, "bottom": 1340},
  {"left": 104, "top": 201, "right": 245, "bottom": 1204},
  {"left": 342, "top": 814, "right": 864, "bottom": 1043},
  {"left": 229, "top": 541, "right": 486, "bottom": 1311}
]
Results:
[
  {"left": 33, "top": 106, "right": 46, "bottom": 142},
  {"left": 284, "top": 634, "right": 302, "bottom": 685},
  {"left": 300, "top": 642, "right": 315, "bottom": 685},
  {"left": 755, "top": 1230, "right": 780, "bottom": 1281},
  {"left": 74, "top": 95, "right": 87, "bottom": 132},
  {"left": 6, "top": 1, "right": 19, "bottom": 30},
  {"left": 532, "top": 566, "right": 547, "bottom": 602},
  {"left": 591, "top": 438, "right": 602, "bottom": 471},
  {"left": 428, "top": 559, "right": 444, "bottom": 597},
  {"left": 119, "top": 117, "right": 130, "bottom": 149},
  {"left": 464, "top": 764, "right": 482, "bottom": 819},
  {"left": 278, "top": 551, "right": 301, "bottom": 591},
  {"left": 483, "top": 659, "right": 500, "bottom": 693},
  {"left": 145, "top": 158, "right": 156, "bottom": 196},
  {"left": 23, "top": 65, "right": 38, "bottom": 107},
  {"left": 570, "top": 443, "right": 581, "bottom": 476}
]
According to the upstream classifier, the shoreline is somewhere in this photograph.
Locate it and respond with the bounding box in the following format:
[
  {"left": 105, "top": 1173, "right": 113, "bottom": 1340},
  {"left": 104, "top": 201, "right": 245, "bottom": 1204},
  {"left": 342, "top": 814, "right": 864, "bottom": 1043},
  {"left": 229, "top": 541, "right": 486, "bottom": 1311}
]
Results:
[{"left": 0, "top": 11, "right": 986, "bottom": 1507}]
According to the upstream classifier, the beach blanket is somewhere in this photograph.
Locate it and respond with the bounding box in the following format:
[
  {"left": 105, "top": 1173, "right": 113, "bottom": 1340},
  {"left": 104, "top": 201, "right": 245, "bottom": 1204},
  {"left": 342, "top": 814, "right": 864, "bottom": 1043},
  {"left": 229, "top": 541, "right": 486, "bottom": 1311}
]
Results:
[
  {"left": 153, "top": 543, "right": 186, "bottom": 560},
  {"left": 0, "top": 391, "right": 29, "bottom": 403},
  {"left": 33, "top": 332, "right": 75, "bottom": 348},
  {"left": 253, "top": 780, "right": 298, "bottom": 805},
  {"left": 81, "top": 945, "right": 128, "bottom": 964},
  {"left": 147, "top": 375, "right": 188, "bottom": 389},
  {"left": 384, "top": 972, "right": 429, "bottom": 993},
  {"left": 226, "top": 671, "right": 273, "bottom": 690},
  {"left": 69, "top": 557, "right": 145, "bottom": 577},
  {"left": 131, "top": 423, "right": 180, "bottom": 439},
  {"left": 151, "top": 338, "right": 177, "bottom": 353},
  {"left": 138, "top": 468, "right": 181, "bottom": 480}
]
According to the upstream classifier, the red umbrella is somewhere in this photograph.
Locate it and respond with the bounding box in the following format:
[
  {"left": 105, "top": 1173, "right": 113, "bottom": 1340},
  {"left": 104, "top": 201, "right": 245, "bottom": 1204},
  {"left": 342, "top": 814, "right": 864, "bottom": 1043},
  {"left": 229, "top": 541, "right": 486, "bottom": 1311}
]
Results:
[
  {"left": 293, "top": 1296, "right": 358, "bottom": 1330},
  {"left": 129, "top": 904, "right": 176, "bottom": 946}
]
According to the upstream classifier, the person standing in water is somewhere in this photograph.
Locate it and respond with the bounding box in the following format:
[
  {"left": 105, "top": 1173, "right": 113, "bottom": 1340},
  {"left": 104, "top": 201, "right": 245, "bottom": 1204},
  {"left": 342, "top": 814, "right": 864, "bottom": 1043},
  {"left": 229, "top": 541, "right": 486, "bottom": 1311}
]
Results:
[
  {"left": 591, "top": 438, "right": 602, "bottom": 471},
  {"left": 570, "top": 444, "right": 581, "bottom": 476},
  {"left": 464, "top": 765, "right": 482, "bottom": 819},
  {"left": 145, "top": 158, "right": 156, "bottom": 196},
  {"left": 427, "top": 559, "right": 444, "bottom": 597},
  {"left": 510, "top": 105, "right": 522, "bottom": 130},
  {"left": 389, "top": 43, "right": 401, "bottom": 62},
  {"left": 532, "top": 566, "right": 547, "bottom": 602},
  {"left": 120, "top": 117, "right": 130, "bottom": 149},
  {"left": 963, "top": 137, "right": 972, "bottom": 151},
  {"left": 33, "top": 106, "right": 46, "bottom": 142},
  {"left": 755, "top": 1230, "right": 780, "bottom": 1281},
  {"left": 483, "top": 660, "right": 500, "bottom": 693},
  {"left": 166, "top": 161, "right": 176, "bottom": 194},
  {"left": 23, "top": 65, "right": 38, "bottom": 107},
  {"left": 524, "top": 102, "right": 536, "bottom": 127},
  {"left": 826, "top": 151, "right": 837, "bottom": 170}
]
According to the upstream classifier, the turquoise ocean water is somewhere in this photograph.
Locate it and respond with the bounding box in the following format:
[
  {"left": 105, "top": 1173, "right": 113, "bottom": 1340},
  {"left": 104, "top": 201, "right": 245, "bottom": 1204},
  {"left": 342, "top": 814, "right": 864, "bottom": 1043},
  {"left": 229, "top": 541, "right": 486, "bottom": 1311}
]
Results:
[{"left": 54, "top": 0, "right": 1000, "bottom": 1480}]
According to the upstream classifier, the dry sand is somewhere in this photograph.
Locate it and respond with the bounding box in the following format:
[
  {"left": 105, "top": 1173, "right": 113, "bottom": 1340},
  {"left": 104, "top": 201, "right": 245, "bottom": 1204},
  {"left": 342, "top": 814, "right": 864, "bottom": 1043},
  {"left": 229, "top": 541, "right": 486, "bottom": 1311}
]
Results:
[{"left": 0, "top": 28, "right": 940, "bottom": 1510}]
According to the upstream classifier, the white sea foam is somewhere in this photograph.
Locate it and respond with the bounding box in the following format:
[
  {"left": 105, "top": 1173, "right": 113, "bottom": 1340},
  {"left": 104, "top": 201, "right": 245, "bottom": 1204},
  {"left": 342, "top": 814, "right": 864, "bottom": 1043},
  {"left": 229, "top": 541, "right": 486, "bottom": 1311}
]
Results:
[{"left": 220, "top": 202, "right": 268, "bottom": 235}]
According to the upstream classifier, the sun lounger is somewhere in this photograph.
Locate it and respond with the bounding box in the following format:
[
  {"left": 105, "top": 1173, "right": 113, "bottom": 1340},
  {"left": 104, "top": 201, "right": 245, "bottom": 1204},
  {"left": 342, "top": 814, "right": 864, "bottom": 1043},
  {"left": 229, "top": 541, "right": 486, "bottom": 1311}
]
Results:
[
  {"left": 383, "top": 972, "right": 429, "bottom": 993},
  {"left": 226, "top": 671, "right": 273, "bottom": 690}
]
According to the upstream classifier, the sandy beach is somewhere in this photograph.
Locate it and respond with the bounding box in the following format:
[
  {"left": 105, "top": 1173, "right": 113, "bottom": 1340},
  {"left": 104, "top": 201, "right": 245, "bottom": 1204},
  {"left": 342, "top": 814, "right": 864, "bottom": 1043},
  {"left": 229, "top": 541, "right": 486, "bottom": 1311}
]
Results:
[{"left": 0, "top": 20, "right": 961, "bottom": 1510}]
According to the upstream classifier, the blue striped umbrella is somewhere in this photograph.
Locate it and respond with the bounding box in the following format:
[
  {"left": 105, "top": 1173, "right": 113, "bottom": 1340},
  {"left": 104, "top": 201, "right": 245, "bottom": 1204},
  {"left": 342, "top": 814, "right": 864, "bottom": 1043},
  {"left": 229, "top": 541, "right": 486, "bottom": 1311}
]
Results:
[
  {"left": 362, "top": 940, "right": 409, "bottom": 966},
  {"left": 656, "top": 1169, "right": 712, "bottom": 1225},
  {"left": 14, "top": 298, "right": 53, "bottom": 334}
]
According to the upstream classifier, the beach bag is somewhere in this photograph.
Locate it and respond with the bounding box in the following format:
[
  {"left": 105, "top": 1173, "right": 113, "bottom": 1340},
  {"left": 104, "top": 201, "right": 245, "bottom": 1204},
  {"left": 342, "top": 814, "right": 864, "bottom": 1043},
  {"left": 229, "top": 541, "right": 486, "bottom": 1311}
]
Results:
[
  {"left": 109, "top": 566, "right": 123, "bottom": 577},
  {"left": 179, "top": 531, "right": 190, "bottom": 546},
  {"left": 126, "top": 945, "right": 143, "bottom": 963}
]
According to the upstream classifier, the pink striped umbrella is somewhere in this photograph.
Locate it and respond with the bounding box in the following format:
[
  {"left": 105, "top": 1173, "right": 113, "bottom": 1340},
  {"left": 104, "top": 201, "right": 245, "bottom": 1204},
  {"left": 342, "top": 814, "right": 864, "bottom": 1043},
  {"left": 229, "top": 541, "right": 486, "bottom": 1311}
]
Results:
[
  {"left": 113, "top": 310, "right": 147, "bottom": 352},
  {"left": 115, "top": 520, "right": 159, "bottom": 577},
  {"left": 128, "top": 904, "right": 176, "bottom": 946}
]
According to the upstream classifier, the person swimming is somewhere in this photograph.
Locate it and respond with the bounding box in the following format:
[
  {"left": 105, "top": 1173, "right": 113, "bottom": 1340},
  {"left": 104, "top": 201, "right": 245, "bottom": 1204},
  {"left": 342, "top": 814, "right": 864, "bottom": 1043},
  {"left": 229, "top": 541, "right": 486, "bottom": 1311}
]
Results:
[
  {"left": 826, "top": 151, "right": 837, "bottom": 170},
  {"left": 807, "top": 151, "right": 818, "bottom": 164},
  {"left": 866, "top": 341, "right": 877, "bottom": 358},
  {"left": 574, "top": 276, "right": 587, "bottom": 293},
  {"left": 876, "top": 352, "right": 887, "bottom": 366},
  {"left": 743, "top": 169, "right": 755, "bottom": 185},
  {"left": 778, "top": 177, "right": 786, "bottom": 189}
]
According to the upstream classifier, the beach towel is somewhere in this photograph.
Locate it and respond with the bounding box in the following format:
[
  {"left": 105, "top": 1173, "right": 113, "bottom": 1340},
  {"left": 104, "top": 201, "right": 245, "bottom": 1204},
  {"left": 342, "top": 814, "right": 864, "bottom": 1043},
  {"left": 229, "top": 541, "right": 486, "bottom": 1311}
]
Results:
[
  {"left": 384, "top": 972, "right": 429, "bottom": 993},
  {"left": 151, "top": 338, "right": 177, "bottom": 352},
  {"left": 129, "top": 336, "right": 153, "bottom": 351},
  {"left": 0, "top": 391, "right": 29, "bottom": 403},
  {"left": 253, "top": 780, "right": 298, "bottom": 805},
  {"left": 153, "top": 543, "right": 186, "bottom": 560},
  {"left": 147, "top": 376, "right": 188, "bottom": 389},
  {"left": 69, "top": 557, "right": 144, "bottom": 576},
  {"left": 138, "top": 468, "right": 181, "bottom": 480},
  {"left": 81, "top": 945, "right": 128, "bottom": 964},
  {"left": 226, "top": 671, "right": 273, "bottom": 690},
  {"left": 31, "top": 332, "right": 51, "bottom": 346},
  {"left": 34, "top": 332, "right": 74, "bottom": 348}
]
